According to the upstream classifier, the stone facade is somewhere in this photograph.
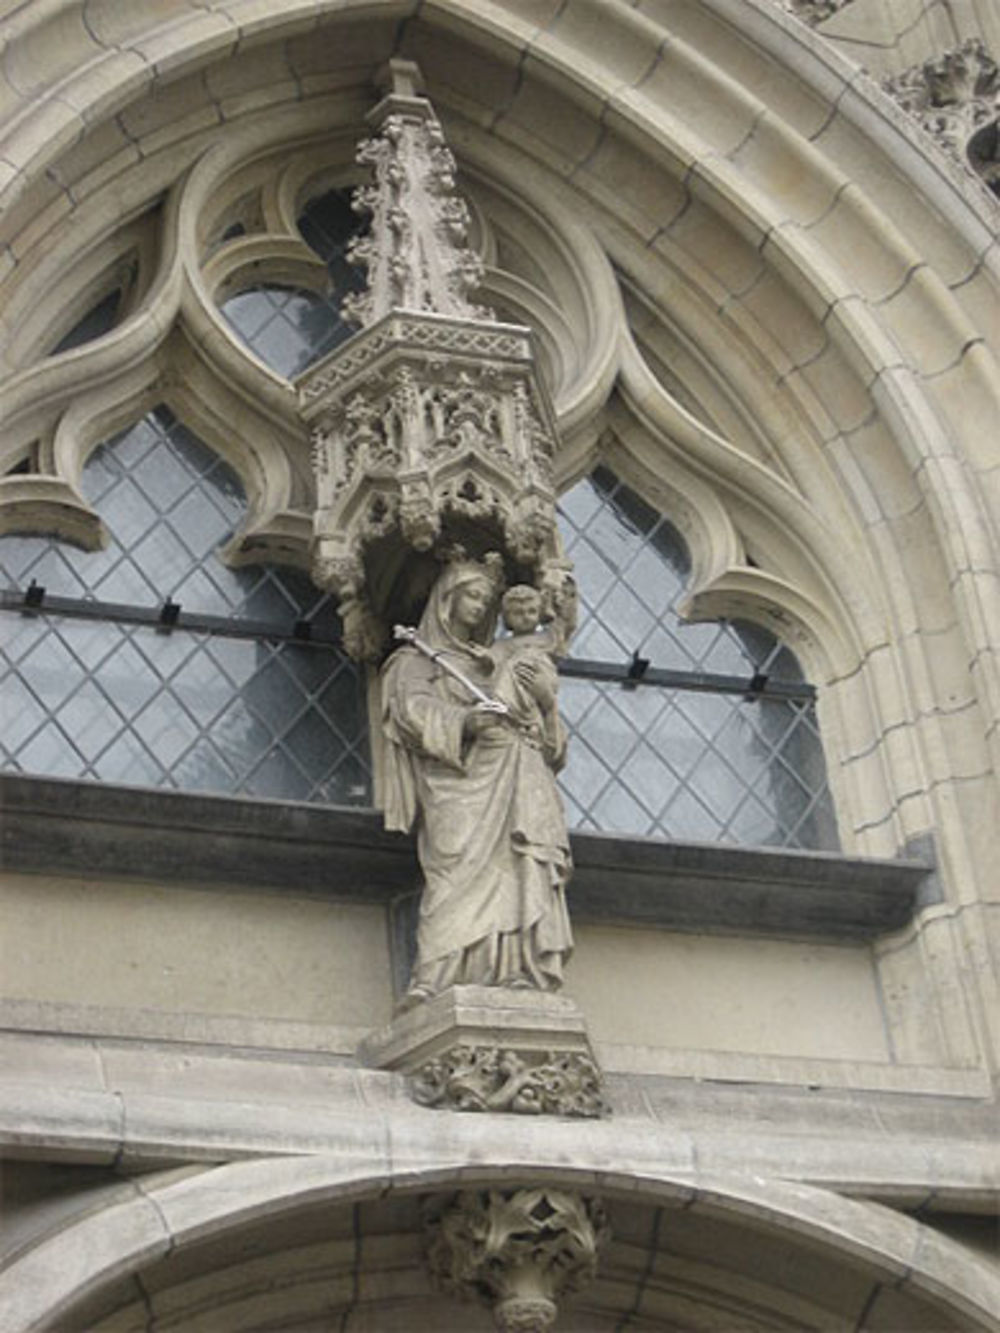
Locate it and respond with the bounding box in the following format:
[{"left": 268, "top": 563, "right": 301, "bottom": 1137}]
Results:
[{"left": 0, "top": 2, "right": 998, "bottom": 1329}]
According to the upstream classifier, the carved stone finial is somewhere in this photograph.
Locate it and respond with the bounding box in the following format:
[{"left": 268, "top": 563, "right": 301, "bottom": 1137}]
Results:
[
  {"left": 882, "top": 39, "right": 1000, "bottom": 194},
  {"left": 378, "top": 57, "right": 425, "bottom": 100},
  {"left": 425, "top": 1189, "right": 609, "bottom": 1332},
  {"left": 342, "top": 61, "right": 490, "bottom": 328}
]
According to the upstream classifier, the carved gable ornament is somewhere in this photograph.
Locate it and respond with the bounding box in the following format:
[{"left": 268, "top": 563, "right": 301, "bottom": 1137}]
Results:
[{"left": 298, "top": 61, "right": 562, "bottom": 660}]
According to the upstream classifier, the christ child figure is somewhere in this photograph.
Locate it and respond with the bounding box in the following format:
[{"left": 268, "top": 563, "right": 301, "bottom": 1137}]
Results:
[{"left": 472, "top": 584, "right": 567, "bottom": 768}]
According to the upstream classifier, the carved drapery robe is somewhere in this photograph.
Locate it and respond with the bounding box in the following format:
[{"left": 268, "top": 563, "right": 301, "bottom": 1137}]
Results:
[{"left": 381, "top": 565, "right": 572, "bottom": 999}]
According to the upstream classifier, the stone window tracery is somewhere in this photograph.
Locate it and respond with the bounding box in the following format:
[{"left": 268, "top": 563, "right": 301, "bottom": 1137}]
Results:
[
  {"left": 219, "top": 188, "right": 365, "bottom": 378},
  {"left": 0, "top": 138, "right": 840, "bottom": 851}
]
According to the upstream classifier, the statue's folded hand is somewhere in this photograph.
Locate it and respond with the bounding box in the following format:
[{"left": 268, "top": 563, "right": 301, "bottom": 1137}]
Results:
[{"left": 463, "top": 709, "right": 507, "bottom": 741}]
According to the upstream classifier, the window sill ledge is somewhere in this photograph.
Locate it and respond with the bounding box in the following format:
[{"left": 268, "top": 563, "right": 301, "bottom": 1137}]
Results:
[{"left": 0, "top": 774, "right": 931, "bottom": 940}]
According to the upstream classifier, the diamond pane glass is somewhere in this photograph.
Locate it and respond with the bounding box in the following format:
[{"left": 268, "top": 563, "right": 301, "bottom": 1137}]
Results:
[
  {"left": 556, "top": 469, "right": 839, "bottom": 850},
  {"left": 220, "top": 188, "right": 364, "bottom": 378},
  {"left": 0, "top": 615, "right": 372, "bottom": 806},
  {"left": 0, "top": 408, "right": 371, "bottom": 807}
]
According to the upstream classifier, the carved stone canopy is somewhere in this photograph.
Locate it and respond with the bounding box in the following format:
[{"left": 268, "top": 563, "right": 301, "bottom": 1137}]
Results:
[{"left": 297, "top": 61, "right": 564, "bottom": 660}]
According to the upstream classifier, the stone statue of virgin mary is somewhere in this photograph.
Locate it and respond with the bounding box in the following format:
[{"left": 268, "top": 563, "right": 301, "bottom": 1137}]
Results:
[{"left": 380, "top": 554, "right": 573, "bottom": 1009}]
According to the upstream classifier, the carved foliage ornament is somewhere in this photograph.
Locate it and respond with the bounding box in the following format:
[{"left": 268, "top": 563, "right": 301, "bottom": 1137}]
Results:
[
  {"left": 410, "top": 1043, "right": 608, "bottom": 1118},
  {"left": 343, "top": 107, "right": 489, "bottom": 328},
  {"left": 882, "top": 39, "right": 1000, "bottom": 193},
  {"left": 426, "top": 1189, "right": 609, "bottom": 1333},
  {"left": 773, "top": 0, "right": 856, "bottom": 25}
]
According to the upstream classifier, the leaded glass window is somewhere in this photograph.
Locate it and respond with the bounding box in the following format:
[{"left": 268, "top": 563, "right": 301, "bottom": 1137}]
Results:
[
  {"left": 221, "top": 188, "right": 363, "bottom": 377},
  {"left": 0, "top": 407, "right": 371, "bottom": 805},
  {"left": 557, "top": 468, "right": 839, "bottom": 850}
]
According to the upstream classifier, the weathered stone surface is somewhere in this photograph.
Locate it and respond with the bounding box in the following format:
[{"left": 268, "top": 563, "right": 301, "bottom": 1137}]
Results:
[{"left": 379, "top": 557, "right": 576, "bottom": 1004}]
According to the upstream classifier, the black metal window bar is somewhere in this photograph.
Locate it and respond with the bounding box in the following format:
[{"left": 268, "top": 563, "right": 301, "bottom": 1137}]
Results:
[
  {"left": 559, "top": 653, "right": 813, "bottom": 703},
  {"left": 1, "top": 585, "right": 341, "bottom": 651}
]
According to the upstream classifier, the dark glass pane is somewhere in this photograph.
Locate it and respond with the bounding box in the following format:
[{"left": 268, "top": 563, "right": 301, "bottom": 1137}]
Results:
[
  {"left": 298, "top": 187, "right": 367, "bottom": 310},
  {"left": 50, "top": 289, "right": 121, "bottom": 356},
  {"left": 222, "top": 287, "right": 346, "bottom": 378},
  {"left": 220, "top": 188, "right": 365, "bottom": 379},
  {"left": 557, "top": 678, "right": 836, "bottom": 849}
]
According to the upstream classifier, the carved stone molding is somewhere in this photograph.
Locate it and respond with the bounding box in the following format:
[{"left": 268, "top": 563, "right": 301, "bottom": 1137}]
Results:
[
  {"left": 410, "top": 1043, "right": 608, "bottom": 1118},
  {"left": 425, "top": 1188, "right": 609, "bottom": 1333},
  {"left": 882, "top": 39, "right": 1000, "bottom": 193}
]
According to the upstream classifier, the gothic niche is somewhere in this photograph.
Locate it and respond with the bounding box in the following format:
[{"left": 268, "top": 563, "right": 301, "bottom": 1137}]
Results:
[
  {"left": 425, "top": 1189, "right": 609, "bottom": 1333},
  {"left": 298, "top": 60, "right": 564, "bottom": 660},
  {"left": 310, "top": 63, "right": 607, "bottom": 1120}
]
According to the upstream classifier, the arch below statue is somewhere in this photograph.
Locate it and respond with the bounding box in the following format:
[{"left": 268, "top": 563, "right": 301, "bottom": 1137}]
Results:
[{"left": 4, "top": 1147, "right": 997, "bottom": 1331}]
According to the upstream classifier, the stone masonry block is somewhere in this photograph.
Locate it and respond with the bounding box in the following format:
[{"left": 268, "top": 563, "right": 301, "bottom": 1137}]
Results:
[
  {"left": 637, "top": 35, "right": 764, "bottom": 157},
  {"left": 578, "top": 123, "right": 688, "bottom": 244},
  {"left": 665, "top": 197, "right": 765, "bottom": 301},
  {"left": 806, "top": 185, "right": 920, "bottom": 303},
  {"left": 878, "top": 265, "right": 982, "bottom": 378},
  {"left": 496, "top": 59, "right": 604, "bottom": 175},
  {"left": 729, "top": 112, "right": 844, "bottom": 227},
  {"left": 545, "top": 0, "right": 662, "bottom": 92}
]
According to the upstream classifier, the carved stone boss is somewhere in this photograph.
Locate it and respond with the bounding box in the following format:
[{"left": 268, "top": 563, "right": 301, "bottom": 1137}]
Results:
[
  {"left": 426, "top": 1188, "right": 609, "bottom": 1333},
  {"left": 298, "top": 61, "right": 563, "bottom": 660}
]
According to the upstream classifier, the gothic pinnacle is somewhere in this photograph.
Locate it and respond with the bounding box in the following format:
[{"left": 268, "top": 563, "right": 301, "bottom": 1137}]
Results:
[{"left": 342, "top": 59, "right": 491, "bottom": 328}]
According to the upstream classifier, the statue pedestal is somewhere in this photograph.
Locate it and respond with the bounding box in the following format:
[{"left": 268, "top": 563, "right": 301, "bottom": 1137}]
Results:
[{"left": 359, "top": 986, "right": 608, "bottom": 1117}]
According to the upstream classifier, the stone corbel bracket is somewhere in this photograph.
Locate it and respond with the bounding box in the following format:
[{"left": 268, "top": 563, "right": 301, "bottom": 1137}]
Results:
[{"left": 357, "top": 985, "right": 609, "bottom": 1119}]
